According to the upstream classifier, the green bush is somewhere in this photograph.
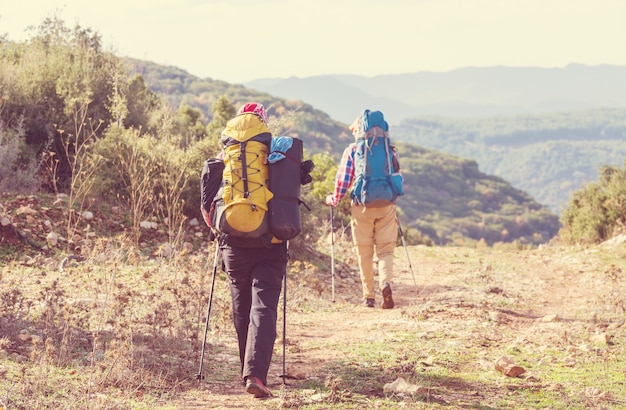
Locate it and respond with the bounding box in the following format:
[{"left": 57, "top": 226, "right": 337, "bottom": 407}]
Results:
[
  {"left": 560, "top": 164, "right": 626, "bottom": 244},
  {"left": 0, "top": 121, "right": 40, "bottom": 193}
]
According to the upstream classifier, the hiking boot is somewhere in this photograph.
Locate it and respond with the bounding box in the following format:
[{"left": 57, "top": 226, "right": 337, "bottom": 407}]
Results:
[
  {"left": 363, "top": 298, "right": 375, "bottom": 308},
  {"left": 245, "top": 376, "right": 271, "bottom": 398},
  {"left": 381, "top": 283, "right": 394, "bottom": 309}
]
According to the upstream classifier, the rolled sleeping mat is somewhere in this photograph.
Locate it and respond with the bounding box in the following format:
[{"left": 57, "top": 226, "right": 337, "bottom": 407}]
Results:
[{"left": 269, "top": 137, "right": 303, "bottom": 240}]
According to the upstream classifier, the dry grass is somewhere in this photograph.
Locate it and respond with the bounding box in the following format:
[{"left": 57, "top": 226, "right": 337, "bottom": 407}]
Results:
[{"left": 2, "top": 194, "right": 626, "bottom": 409}]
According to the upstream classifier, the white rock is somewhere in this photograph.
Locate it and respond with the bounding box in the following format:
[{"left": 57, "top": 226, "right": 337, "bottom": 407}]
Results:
[
  {"left": 188, "top": 218, "right": 200, "bottom": 226},
  {"left": 538, "top": 314, "right": 559, "bottom": 323},
  {"left": 82, "top": 211, "right": 94, "bottom": 220},
  {"left": 0, "top": 216, "right": 10, "bottom": 226},
  {"left": 157, "top": 243, "right": 172, "bottom": 258},
  {"left": 383, "top": 377, "right": 427, "bottom": 395},
  {"left": 53, "top": 194, "right": 69, "bottom": 205},
  {"left": 310, "top": 393, "right": 329, "bottom": 402},
  {"left": 600, "top": 234, "right": 626, "bottom": 246},
  {"left": 140, "top": 221, "right": 158, "bottom": 229},
  {"left": 46, "top": 232, "right": 59, "bottom": 247},
  {"left": 16, "top": 205, "right": 37, "bottom": 216},
  {"left": 589, "top": 333, "right": 610, "bottom": 345}
]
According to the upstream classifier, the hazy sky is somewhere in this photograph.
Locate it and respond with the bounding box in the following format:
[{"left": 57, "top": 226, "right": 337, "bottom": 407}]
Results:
[{"left": 2, "top": 0, "right": 625, "bottom": 84}]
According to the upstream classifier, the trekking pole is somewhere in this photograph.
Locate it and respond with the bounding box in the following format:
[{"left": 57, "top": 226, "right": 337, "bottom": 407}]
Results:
[
  {"left": 281, "top": 246, "right": 288, "bottom": 385},
  {"left": 330, "top": 205, "right": 336, "bottom": 303},
  {"left": 396, "top": 214, "right": 418, "bottom": 289},
  {"left": 196, "top": 243, "right": 220, "bottom": 382}
]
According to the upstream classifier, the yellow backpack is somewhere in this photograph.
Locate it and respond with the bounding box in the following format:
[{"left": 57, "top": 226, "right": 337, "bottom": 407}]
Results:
[{"left": 211, "top": 113, "right": 275, "bottom": 247}]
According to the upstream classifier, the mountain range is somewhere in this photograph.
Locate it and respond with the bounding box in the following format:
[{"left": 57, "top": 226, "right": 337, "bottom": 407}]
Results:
[{"left": 245, "top": 64, "right": 626, "bottom": 124}]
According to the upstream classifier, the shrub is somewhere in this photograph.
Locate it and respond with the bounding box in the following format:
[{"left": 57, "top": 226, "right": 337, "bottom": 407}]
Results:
[
  {"left": 560, "top": 164, "right": 626, "bottom": 244},
  {"left": 0, "top": 120, "right": 40, "bottom": 193}
]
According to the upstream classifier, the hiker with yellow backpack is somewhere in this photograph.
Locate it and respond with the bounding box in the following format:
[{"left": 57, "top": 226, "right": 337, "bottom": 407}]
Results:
[
  {"left": 326, "top": 109, "right": 404, "bottom": 309},
  {"left": 200, "top": 102, "right": 314, "bottom": 398}
]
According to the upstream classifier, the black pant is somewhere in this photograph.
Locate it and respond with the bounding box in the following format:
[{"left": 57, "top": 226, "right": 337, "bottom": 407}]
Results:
[{"left": 221, "top": 241, "right": 288, "bottom": 386}]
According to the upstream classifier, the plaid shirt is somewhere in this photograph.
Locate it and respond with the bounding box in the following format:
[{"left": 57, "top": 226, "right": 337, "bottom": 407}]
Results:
[{"left": 327, "top": 144, "right": 356, "bottom": 207}]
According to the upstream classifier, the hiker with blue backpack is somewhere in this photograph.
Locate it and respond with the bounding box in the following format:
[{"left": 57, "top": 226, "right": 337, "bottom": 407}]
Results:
[{"left": 326, "top": 109, "right": 404, "bottom": 309}]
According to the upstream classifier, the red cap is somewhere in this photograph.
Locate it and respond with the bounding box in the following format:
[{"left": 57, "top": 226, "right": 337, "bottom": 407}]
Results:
[{"left": 237, "top": 102, "right": 268, "bottom": 123}]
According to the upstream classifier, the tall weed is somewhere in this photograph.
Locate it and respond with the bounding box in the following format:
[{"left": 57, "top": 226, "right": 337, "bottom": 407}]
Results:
[{"left": 57, "top": 102, "right": 105, "bottom": 252}]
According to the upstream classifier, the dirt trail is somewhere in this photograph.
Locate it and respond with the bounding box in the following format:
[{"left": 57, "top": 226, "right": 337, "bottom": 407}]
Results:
[{"left": 168, "top": 243, "right": 626, "bottom": 409}]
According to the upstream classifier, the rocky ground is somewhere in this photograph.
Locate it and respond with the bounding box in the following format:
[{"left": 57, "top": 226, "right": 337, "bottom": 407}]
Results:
[{"left": 2, "top": 192, "right": 626, "bottom": 409}]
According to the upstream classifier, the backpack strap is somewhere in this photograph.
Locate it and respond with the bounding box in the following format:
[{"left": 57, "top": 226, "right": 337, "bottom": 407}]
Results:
[
  {"left": 239, "top": 141, "right": 251, "bottom": 200},
  {"left": 384, "top": 136, "right": 393, "bottom": 173}
]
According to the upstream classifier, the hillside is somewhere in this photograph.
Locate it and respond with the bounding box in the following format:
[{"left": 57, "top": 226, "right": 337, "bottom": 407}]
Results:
[
  {"left": 121, "top": 58, "right": 352, "bottom": 155},
  {"left": 394, "top": 142, "right": 559, "bottom": 246},
  {"left": 393, "top": 109, "right": 626, "bottom": 214},
  {"left": 123, "top": 59, "right": 559, "bottom": 245}
]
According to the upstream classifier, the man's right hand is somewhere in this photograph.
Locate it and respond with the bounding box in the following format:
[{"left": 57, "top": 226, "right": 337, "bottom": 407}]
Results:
[{"left": 325, "top": 194, "right": 336, "bottom": 207}]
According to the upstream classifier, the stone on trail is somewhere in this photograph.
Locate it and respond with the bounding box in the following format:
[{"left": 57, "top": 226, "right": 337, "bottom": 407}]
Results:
[{"left": 494, "top": 356, "right": 526, "bottom": 377}]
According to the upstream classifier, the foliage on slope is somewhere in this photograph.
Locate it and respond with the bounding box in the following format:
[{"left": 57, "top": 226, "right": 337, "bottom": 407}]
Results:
[
  {"left": 394, "top": 109, "right": 626, "bottom": 214},
  {"left": 1, "top": 16, "right": 561, "bottom": 248},
  {"left": 560, "top": 162, "right": 626, "bottom": 244},
  {"left": 395, "top": 143, "right": 559, "bottom": 246}
]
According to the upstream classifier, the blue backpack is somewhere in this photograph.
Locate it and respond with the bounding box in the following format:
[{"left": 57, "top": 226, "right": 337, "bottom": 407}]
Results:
[{"left": 350, "top": 110, "right": 404, "bottom": 207}]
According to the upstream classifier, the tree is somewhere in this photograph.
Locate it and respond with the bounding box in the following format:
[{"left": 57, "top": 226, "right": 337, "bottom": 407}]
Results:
[
  {"left": 560, "top": 163, "right": 626, "bottom": 243},
  {"left": 123, "top": 74, "right": 161, "bottom": 131},
  {"left": 206, "top": 95, "right": 236, "bottom": 138},
  {"left": 0, "top": 16, "right": 123, "bottom": 190},
  {"left": 176, "top": 104, "right": 207, "bottom": 147}
]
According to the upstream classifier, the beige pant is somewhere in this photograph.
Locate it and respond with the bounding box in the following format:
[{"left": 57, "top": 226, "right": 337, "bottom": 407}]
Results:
[{"left": 351, "top": 203, "right": 397, "bottom": 300}]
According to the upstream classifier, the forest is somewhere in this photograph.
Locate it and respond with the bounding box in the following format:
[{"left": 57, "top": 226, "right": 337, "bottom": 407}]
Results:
[{"left": 393, "top": 110, "right": 626, "bottom": 214}]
